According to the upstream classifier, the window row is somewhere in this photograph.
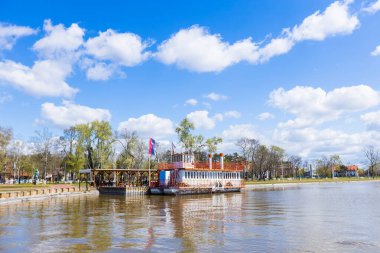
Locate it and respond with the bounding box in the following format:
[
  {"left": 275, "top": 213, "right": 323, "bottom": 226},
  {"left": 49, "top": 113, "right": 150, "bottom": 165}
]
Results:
[{"left": 184, "top": 171, "right": 240, "bottom": 180}]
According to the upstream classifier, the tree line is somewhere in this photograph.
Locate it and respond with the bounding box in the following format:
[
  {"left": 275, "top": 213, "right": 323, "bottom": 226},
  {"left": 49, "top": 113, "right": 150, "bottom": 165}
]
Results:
[{"left": 0, "top": 119, "right": 379, "bottom": 182}]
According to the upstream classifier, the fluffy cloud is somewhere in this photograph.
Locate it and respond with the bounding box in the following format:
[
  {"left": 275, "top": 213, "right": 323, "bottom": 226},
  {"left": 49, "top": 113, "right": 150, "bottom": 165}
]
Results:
[
  {"left": 0, "top": 23, "right": 36, "bottom": 51},
  {"left": 33, "top": 20, "right": 84, "bottom": 60},
  {"left": 155, "top": 1, "right": 358, "bottom": 72},
  {"left": 269, "top": 85, "right": 380, "bottom": 127},
  {"left": 272, "top": 126, "right": 380, "bottom": 161},
  {"left": 86, "top": 62, "right": 116, "bottom": 81},
  {"left": 371, "top": 45, "right": 380, "bottom": 56},
  {"left": 0, "top": 60, "right": 78, "bottom": 97},
  {"left": 258, "top": 112, "right": 274, "bottom": 121},
  {"left": 361, "top": 111, "right": 380, "bottom": 130},
  {"left": 41, "top": 101, "right": 111, "bottom": 128},
  {"left": 117, "top": 114, "right": 174, "bottom": 138},
  {"left": 222, "top": 124, "right": 258, "bottom": 140},
  {"left": 155, "top": 25, "right": 259, "bottom": 72},
  {"left": 186, "top": 110, "right": 223, "bottom": 130},
  {"left": 363, "top": 0, "right": 380, "bottom": 13},
  {"left": 83, "top": 29, "right": 151, "bottom": 80},
  {"left": 85, "top": 29, "right": 151, "bottom": 67},
  {"left": 204, "top": 92, "right": 228, "bottom": 101},
  {"left": 258, "top": 37, "right": 295, "bottom": 62},
  {"left": 290, "top": 0, "right": 358, "bottom": 42},
  {"left": 185, "top": 98, "right": 198, "bottom": 106}
]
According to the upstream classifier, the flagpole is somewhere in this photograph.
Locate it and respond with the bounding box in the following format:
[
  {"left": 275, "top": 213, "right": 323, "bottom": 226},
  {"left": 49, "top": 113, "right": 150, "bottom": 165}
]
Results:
[{"left": 148, "top": 154, "right": 151, "bottom": 187}]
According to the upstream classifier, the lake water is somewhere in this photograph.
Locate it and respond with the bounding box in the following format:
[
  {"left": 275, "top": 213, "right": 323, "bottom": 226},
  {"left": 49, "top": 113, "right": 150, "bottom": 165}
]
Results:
[{"left": 1, "top": 182, "right": 379, "bottom": 253}]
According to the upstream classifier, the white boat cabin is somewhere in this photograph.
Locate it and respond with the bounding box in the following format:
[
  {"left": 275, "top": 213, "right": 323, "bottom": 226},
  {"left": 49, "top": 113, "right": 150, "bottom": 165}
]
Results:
[{"left": 159, "top": 153, "right": 242, "bottom": 188}]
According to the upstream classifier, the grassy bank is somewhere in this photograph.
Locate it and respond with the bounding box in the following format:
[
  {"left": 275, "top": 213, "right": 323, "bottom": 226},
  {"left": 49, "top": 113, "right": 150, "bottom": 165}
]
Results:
[
  {"left": 0, "top": 183, "right": 80, "bottom": 192},
  {"left": 245, "top": 177, "right": 380, "bottom": 185}
]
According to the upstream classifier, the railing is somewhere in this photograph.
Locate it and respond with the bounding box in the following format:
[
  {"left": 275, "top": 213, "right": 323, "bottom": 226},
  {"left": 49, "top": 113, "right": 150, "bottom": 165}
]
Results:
[{"left": 158, "top": 162, "right": 244, "bottom": 171}]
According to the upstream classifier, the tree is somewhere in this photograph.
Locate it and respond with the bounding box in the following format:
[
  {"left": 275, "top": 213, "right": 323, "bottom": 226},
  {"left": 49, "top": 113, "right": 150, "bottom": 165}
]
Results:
[
  {"left": 175, "top": 118, "right": 195, "bottom": 152},
  {"left": 364, "top": 145, "right": 379, "bottom": 178},
  {"left": 75, "top": 121, "right": 114, "bottom": 170},
  {"left": 8, "top": 140, "right": 24, "bottom": 183},
  {"left": 175, "top": 118, "right": 223, "bottom": 159},
  {"left": 58, "top": 127, "right": 85, "bottom": 181},
  {"left": 315, "top": 154, "right": 342, "bottom": 178},
  {"left": 0, "top": 126, "right": 12, "bottom": 178},
  {"left": 287, "top": 155, "right": 302, "bottom": 179},
  {"left": 116, "top": 130, "right": 146, "bottom": 169},
  {"left": 32, "top": 128, "right": 53, "bottom": 181},
  {"left": 253, "top": 145, "right": 269, "bottom": 180},
  {"left": 236, "top": 138, "right": 259, "bottom": 179},
  {"left": 266, "top": 146, "right": 285, "bottom": 179},
  {"left": 316, "top": 155, "right": 330, "bottom": 178}
]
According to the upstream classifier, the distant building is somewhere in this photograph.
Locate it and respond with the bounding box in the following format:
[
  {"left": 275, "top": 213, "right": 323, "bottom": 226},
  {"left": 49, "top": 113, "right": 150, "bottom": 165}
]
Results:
[
  {"left": 333, "top": 165, "right": 358, "bottom": 177},
  {"left": 345, "top": 165, "right": 358, "bottom": 177}
]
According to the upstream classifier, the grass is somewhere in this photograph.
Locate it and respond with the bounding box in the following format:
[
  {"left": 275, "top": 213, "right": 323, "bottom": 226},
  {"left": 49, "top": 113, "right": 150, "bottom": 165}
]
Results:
[
  {"left": 0, "top": 182, "right": 80, "bottom": 192},
  {"left": 245, "top": 177, "right": 380, "bottom": 185}
]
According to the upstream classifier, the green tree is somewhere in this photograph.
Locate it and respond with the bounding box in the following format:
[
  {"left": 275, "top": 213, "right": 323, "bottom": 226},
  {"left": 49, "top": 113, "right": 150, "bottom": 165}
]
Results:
[
  {"left": 59, "top": 127, "right": 85, "bottom": 180},
  {"left": 0, "top": 126, "right": 12, "bottom": 173},
  {"left": 116, "top": 131, "right": 146, "bottom": 169},
  {"left": 75, "top": 121, "right": 114, "bottom": 170},
  {"left": 175, "top": 118, "right": 223, "bottom": 158}
]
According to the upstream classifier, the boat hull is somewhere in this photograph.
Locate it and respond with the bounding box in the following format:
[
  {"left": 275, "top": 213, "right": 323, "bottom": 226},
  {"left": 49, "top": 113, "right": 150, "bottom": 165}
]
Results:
[{"left": 149, "top": 187, "right": 241, "bottom": 195}]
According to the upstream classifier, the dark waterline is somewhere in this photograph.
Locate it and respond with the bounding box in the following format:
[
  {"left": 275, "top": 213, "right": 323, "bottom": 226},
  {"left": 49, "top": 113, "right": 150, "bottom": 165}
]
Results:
[{"left": 1, "top": 182, "right": 380, "bottom": 253}]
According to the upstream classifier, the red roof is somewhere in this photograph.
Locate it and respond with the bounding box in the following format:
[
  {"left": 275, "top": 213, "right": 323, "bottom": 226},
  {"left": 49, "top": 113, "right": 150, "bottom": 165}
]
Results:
[{"left": 346, "top": 165, "right": 358, "bottom": 171}]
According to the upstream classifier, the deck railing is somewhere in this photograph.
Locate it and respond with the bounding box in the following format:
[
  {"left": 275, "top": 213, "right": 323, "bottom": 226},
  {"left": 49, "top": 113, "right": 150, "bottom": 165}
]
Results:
[{"left": 158, "top": 162, "right": 244, "bottom": 171}]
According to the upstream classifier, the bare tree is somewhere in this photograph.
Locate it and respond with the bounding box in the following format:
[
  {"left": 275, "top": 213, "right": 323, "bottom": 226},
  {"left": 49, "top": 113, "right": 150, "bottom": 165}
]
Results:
[
  {"left": 236, "top": 138, "right": 259, "bottom": 179},
  {"left": 8, "top": 140, "right": 25, "bottom": 183},
  {"left": 288, "top": 155, "right": 302, "bottom": 179},
  {"left": 364, "top": 145, "right": 379, "bottom": 179},
  {"left": 32, "top": 128, "right": 53, "bottom": 181}
]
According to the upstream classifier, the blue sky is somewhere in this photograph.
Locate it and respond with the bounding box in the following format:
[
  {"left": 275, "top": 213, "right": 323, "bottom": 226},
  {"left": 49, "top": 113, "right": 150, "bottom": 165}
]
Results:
[{"left": 1, "top": 0, "right": 380, "bottom": 164}]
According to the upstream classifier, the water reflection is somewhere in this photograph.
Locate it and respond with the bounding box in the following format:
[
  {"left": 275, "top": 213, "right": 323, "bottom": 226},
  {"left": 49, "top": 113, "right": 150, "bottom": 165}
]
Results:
[{"left": 0, "top": 182, "right": 380, "bottom": 252}]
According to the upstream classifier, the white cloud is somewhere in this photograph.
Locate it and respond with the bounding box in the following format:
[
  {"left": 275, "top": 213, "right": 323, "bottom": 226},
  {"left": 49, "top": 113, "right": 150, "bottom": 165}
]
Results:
[
  {"left": 290, "top": 0, "right": 359, "bottom": 42},
  {"left": 41, "top": 101, "right": 111, "bottom": 128},
  {"left": 85, "top": 29, "right": 151, "bottom": 67},
  {"left": 0, "top": 23, "right": 36, "bottom": 51},
  {"left": 361, "top": 110, "right": 380, "bottom": 130},
  {"left": 155, "top": 25, "right": 259, "bottom": 72},
  {"left": 186, "top": 110, "right": 222, "bottom": 130},
  {"left": 222, "top": 124, "right": 259, "bottom": 140},
  {"left": 258, "top": 37, "right": 295, "bottom": 62},
  {"left": 258, "top": 112, "right": 274, "bottom": 121},
  {"left": 86, "top": 62, "right": 116, "bottom": 81},
  {"left": 117, "top": 114, "right": 174, "bottom": 138},
  {"left": 224, "top": 110, "right": 241, "bottom": 119},
  {"left": 204, "top": 92, "right": 228, "bottom": 101},
  {"left": 33, "top": 20, "right": 84, "bottom": 60},
  {"left": 269, "top": 85, "right": 380, "bottom": 127},
  {"left": 155, "top": 1, "right": 358, "bottom": 72},
  {"left": 371, "top": 45, "right": 380, "bottom": 56},
  {"left": 185, "top": 98, "right": 198, "bottom": 106},
  {"left": 272, "top": 126, "right": 380, "bottom": 162},
  {"left": 0, "top": 60, "right": 78, "bottom": 97},
  {"left": 363, "top": 0, "right": 380, "bottom": 13}
]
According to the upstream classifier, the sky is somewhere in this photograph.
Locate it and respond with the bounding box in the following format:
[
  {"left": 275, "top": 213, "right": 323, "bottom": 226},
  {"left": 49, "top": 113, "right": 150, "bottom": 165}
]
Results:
[{"left": 1, "top": 0, "right": 380, "bottom": 165}]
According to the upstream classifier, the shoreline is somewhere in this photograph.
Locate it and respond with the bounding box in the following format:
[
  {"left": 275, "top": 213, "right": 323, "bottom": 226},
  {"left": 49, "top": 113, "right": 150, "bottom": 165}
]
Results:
[{"left": 0, "top": 188, "right": 99, "bottom": 205}]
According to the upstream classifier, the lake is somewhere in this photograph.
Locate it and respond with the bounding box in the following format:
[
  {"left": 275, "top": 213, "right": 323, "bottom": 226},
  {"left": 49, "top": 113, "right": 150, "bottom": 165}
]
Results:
[{"left": 1, "top": 182, "right": 379, "bottom": 252}]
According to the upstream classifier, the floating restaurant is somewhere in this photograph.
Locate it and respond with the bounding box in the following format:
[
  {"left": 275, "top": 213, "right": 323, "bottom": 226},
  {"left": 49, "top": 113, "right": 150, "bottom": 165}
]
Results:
[
  {"left": 150, "top": 153, "right": 244, "bottom": 195},
  {"left": 83, "top": 152, "right": 244, "bottom": 195}
]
